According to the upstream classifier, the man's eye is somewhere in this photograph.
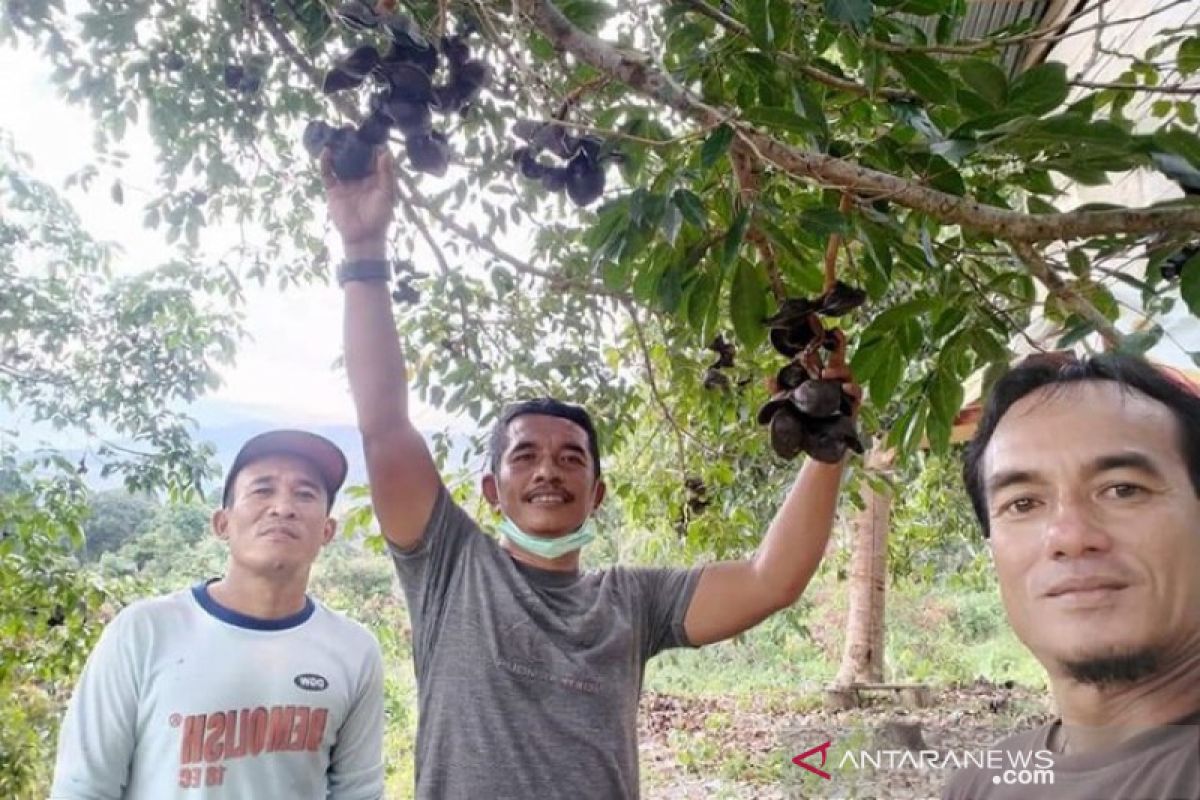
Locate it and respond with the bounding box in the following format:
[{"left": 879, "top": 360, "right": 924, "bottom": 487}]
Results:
[
  {"left": 252, "top": 486, "right": 272, "bottom": 495},
  {"left": 1103, "top": 483, "right": 1145, "bottom": 500},
  {"left": 1000, "top": 497, "right": 1039, "bottom": 515}
]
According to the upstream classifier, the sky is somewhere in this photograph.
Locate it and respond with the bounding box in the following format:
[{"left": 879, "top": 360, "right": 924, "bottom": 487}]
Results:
[{"left": 0, "top": 40, "right": 458, "bottom": 433}]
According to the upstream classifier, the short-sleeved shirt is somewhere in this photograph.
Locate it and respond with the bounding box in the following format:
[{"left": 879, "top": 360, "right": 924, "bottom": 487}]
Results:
[
  {"left": 390, "top": 487, "right": 704, "bottom": 799},
  {"left": 942, "top": 710, "right": 1200, "bottom": 800}
]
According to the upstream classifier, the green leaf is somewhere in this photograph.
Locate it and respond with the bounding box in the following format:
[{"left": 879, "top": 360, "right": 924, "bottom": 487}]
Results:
[
  {"left": 869, "top": 348, "right": 905, "bottom": 408},
  {"left": 747, "top": 0, "right": 775, "bottom": 50},
  {"left": 928, "top": 367, "right": 964, "bottom": 428},
  {"left": 673, "top": 189, "right": 708, "bottom": 229},
  {"left": 700, "top": 124, "right": 735, "bottom": 169},
  {"left": 888, "top": 51, "right": 955, "bottom": 105},
  {"left": 729, "top": 259, "right": 768, "bottom": 349},
  {"left": 1181, "top": 251, "right": 1200, "bottom": 316},
  {"left": 1117, "top": 325, "right": 1165, "bottom": 356},
  {"left": 721, "top": 207, "right": 752, "bottom": 271},
  {"left": 824, "top": 0, "right": 873, "bottom": 32},
  {"left": 957, "top": 58, "right": 1007, "bottom": 108},
  {"left": 1154, "top": 127, "right": 1200, "bottom": 169},
  {"left": 1008, "top": 62, "right": 1068, "bottom": 116},
  {"left": 797, "top": 207, "right": 848, "bottom": 236},
  {"left": 1179, "top": 37, "right": 1200, "bottom": 77},
  {"left": 742, "top": 106, "right": 820, "bottom": 136}
]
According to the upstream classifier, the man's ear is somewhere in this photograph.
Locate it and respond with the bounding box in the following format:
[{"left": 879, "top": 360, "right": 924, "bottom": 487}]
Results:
[
  {"left": 322, "top": 518, "right": 337, "bottom": 546},
  {"left": 212, "top": 508, "right": 231, "bottom": 542},
  {"left": 481, "top": 473, "right": 500, "bottom": 510},
  {"left": 590, "top": 479, "right": 607, "bottom": 513}
]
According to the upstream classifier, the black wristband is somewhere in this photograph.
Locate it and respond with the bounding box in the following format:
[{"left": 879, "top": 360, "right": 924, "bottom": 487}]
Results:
[{"left": 337, "top": 259, "right": 391, "bottom": 286}]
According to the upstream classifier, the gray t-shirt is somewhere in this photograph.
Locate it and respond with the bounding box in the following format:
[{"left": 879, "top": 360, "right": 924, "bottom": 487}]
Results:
[
  {"left": 390, "top": 487, "right": 704, "bottom": 799},
  {"left": 942, "top": 710, "right": 1200, "bottom": 800}
]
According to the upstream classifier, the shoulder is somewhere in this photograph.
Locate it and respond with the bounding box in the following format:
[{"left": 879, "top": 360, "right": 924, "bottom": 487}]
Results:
[
  {"left": 108, "top": 587, "right": 197, "bottom": 632},
  {"left": 310, "top": 601, "right": 382, "bottom": 654},
  {"left": 942, "top": 723, "right": 1053, "bottom": 800}
]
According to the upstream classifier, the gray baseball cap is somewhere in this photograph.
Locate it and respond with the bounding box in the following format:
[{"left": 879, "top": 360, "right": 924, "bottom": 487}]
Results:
[{"left": 222, "top": 429, "right": 348, "bottom": 510}]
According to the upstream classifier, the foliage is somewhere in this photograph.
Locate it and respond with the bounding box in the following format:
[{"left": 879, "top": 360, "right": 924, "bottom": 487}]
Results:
[
  {"left": 0, "top": 135, "right": 240, "bottom": 793},
  {"left": 0, "top": 454, "right": 110, "bottom": 797},
  {"left": 81, "top": 489, "right": 158, "bottom": 559}
]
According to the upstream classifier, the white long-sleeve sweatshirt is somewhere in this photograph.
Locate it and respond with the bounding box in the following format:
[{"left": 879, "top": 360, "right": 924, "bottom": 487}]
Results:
[{"left": 51, "top": 582, "right": 385, "bottom": 800}]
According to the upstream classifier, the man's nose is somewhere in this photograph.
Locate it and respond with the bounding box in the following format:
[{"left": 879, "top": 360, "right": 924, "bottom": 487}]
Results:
[{"left": 1044, "top": 497, "right": 1111, "bottom": 559}]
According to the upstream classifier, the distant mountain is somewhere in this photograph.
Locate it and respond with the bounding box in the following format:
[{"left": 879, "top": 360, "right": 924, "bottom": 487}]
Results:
[{"left": 4, "top": 399, "right": 479, "bottom": 497}]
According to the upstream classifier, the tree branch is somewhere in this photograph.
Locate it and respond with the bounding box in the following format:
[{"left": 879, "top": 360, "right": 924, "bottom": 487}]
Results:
[
  {"left": 1069, "top": 80, "right": 1200, "bottom": 96},
  {"left": 1009, "top": 240, "right": 1123, "bottom": 350},
  {"left": 520, "top": 0, "right": 1200, "bottom": 242},
  {"left": 674, "top": 0, "right": 917, "bottom": 101},
  {"left": 864, "top": 0, "right": 1187, "bottom": 56},
  {"left": 627, "top": 303, "right": 688, "bottom": 471}
]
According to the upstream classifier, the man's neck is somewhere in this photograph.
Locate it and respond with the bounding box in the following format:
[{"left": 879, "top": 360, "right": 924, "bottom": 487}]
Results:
[
  {"left": 207, "top": 565, "right": 311, "bottom": 620},
  {"left": 500, "top": 539, "right": 580, "bottom": 573},
  {"left": 1049, "top": 644, "right": 1200, "bottom": 755}
]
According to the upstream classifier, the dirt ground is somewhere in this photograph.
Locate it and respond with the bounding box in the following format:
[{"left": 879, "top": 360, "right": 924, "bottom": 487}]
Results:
[{"left": 638, "top": 680, "right": 1055, "bottom": 799}]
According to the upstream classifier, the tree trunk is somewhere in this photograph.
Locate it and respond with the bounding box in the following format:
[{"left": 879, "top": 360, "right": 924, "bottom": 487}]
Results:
[{"left": 833, "top": 446, "right": 894, "bottom": 687}]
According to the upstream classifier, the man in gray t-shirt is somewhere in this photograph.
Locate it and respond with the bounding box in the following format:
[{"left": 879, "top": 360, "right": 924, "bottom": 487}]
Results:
[
  {"left": 324, "top": 149, "right": 857, "bottom": 798},
  {"left": 946, "top": 354, "right": 1200, "bottom": 800}
]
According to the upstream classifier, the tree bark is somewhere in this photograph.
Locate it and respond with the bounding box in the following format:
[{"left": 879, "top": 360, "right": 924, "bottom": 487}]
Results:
[{"left": 833, "top": 446, "right": 894, "bottom": 687}]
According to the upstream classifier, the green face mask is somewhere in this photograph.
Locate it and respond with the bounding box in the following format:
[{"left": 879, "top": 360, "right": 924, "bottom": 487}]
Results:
[{"left": 497, "top": 515, "right": 596, "bottom": 560}]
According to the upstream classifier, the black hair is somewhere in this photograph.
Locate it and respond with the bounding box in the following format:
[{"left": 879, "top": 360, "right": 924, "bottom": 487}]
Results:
[
  {"left": 488, "top": 398, "right": 602, "bottom": 480},
  {"left": 963, "top": 353, "right": 1200, "bottom": 537}
]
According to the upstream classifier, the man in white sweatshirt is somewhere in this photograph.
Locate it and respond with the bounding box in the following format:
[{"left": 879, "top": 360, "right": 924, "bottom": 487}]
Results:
[{"left": 51, "top": 429, "right": 385, "bottom": 800}]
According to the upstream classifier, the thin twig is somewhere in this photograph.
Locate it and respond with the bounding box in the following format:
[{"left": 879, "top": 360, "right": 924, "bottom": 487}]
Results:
[
  {"left": 823, "top": 193, "right": 852, "bottom": 295},
  {"left": 865, "top": 0, "right": 1186, "bottom": 56},
  {"left": 1009, "top": 240, "right": 1123, "bottom": 350},
  {"left": 1069, "top": 80, "right": 1200, "bottom": 96},
  {"left": 627, "top": 303, "right": 688, "bottom": 472},
  {"left": 675, "top": 0, "right": 917, "bottom": 101}
]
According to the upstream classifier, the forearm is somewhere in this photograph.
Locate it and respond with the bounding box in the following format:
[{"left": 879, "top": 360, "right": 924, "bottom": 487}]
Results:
[
  {"left": 751, "top": 456, "right": 845, "bottom": 604},
  {"left": 341, "top": 238, "right": 411, "bottom": 436}
]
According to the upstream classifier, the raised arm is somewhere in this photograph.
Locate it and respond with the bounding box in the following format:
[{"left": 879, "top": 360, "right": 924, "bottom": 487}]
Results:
[
  {"left": 682, "top": 368, "right": 860, "bottom": 647},
  {"left": 323, "top": 148, "right": 441, "bottom": 550}
]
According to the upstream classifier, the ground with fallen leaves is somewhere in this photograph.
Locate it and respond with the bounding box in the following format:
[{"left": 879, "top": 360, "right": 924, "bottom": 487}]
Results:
[{"left": 638, "top": 680, "right": 1055, "bottom": 799}]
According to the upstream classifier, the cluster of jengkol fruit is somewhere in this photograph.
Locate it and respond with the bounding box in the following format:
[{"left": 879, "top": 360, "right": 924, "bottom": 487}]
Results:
[
  {"left": 390, "top": 259, "right": 425, "bottom": 306},
  {"left": 702, "top": 335, "right": 736, "bottom": 390},
  {"left": 303, "top": 5, "right": 489, "bottom": 180},
  {"left": 510, "top": 121, "right": 620, "bottom": 206},
  {"left": 757, "top": 282, "right": 867, "bottom": 463}
]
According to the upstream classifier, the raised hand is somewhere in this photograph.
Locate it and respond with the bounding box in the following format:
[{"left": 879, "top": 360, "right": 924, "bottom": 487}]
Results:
[{"left": 321, "top": 146, "right": 396, "bottom": 258}]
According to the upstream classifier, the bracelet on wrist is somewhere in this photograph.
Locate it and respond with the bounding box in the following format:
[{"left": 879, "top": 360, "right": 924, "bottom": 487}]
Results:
[{"left": 337, "top": 259, "right": 391, "bottom": 286}]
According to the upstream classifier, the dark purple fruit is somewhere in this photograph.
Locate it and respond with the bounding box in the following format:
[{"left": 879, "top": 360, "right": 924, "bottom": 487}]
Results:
[
  {"left": 819, "top": 281, "right": 867, "bottom": 316},
  {"left": 806, "top": 415, "right": 864, "bottom": 463},
  {"left": 392, "top": 282, "right": 421, "bottom": 305},
  {"left": 769, "top": 405, "right": 809, "bottom": 460},
  {"left": 766, "top": 297, "right": 821, "bottom": 328},
  {"left": 335, "top": 0, "right": 379, "bottom": 30},
  {"left": 541, "top": 167, "right": 568, "bottom": 192},
  {"left": 703, "top": 368, "right": 730, "bottom": 390},
  {"left": 451, "top": 60, "right": 490, "bottom": 100},
  {"left": 1162, "top": 243, "right": 1196, "bottom": 280},
  {"left": 329, "top": 128, "right": 375, "bottom": 180},
  {"left": 756, "top": 391, "right": 792, "bottom": 425},
  {"left": 383, "top": 96, "right": 431, "bottom": 135},
  {"left": 357, "top": 112, "right": 391, "bottom": 147},
  {"left": 795, "top": 379, "right": 842, "bottom": 418},
  {"left": 302, "top": 119, "right": 336, "bottom": 158},
  {"left": 341, "top": 45, "right": 380, "bottom": 78},
  {"left": 380, "top": 12, "right": 429, "bottom": 49},
  {"left": 769, "top": 325, "right": 820, "bottom": 357},
  {"left": 163, "top": 52, "right": 185, "bottom": 71},
  {"left": 379, "top": 62, "right": 434, "bottom": 103},
  {"left": 441, "top": 34, "right": 470, "bottom": 68},
  {"left": 322, "top": 68, "right": 363, "bottom": 93},
  {"left": 407, "top": 130, "right": 450, "bottom": 176},
  {"left": 223, "top": 64, "right": 245, "bottom": 89},
  {"left": 566, "top": 152, "right": 605, "bottom": 206},
  {"left": 238, "top": 73, "right": 261, "bottom": 94},
  {"left": 381, "top": 38, "right": 439, "bottom": 75},
  {"left": 776, "top": 362, "right": 809, "bottom": 391},
  {"left": 708, "top": 335, "right": 736, "bottom": 369}
]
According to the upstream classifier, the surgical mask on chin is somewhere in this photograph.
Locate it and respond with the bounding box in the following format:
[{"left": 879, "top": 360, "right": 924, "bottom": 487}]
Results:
[{"left": 497, "top": 515, "right": 596, "bottom": 560}]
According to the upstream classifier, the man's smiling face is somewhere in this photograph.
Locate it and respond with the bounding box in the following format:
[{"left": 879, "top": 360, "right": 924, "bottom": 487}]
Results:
[
  {"left": 483, "top": 414, "right": 605, "bottom": 538},
  {"left": 982, "top": 381, "right": 1200, "bottom": 682}
]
